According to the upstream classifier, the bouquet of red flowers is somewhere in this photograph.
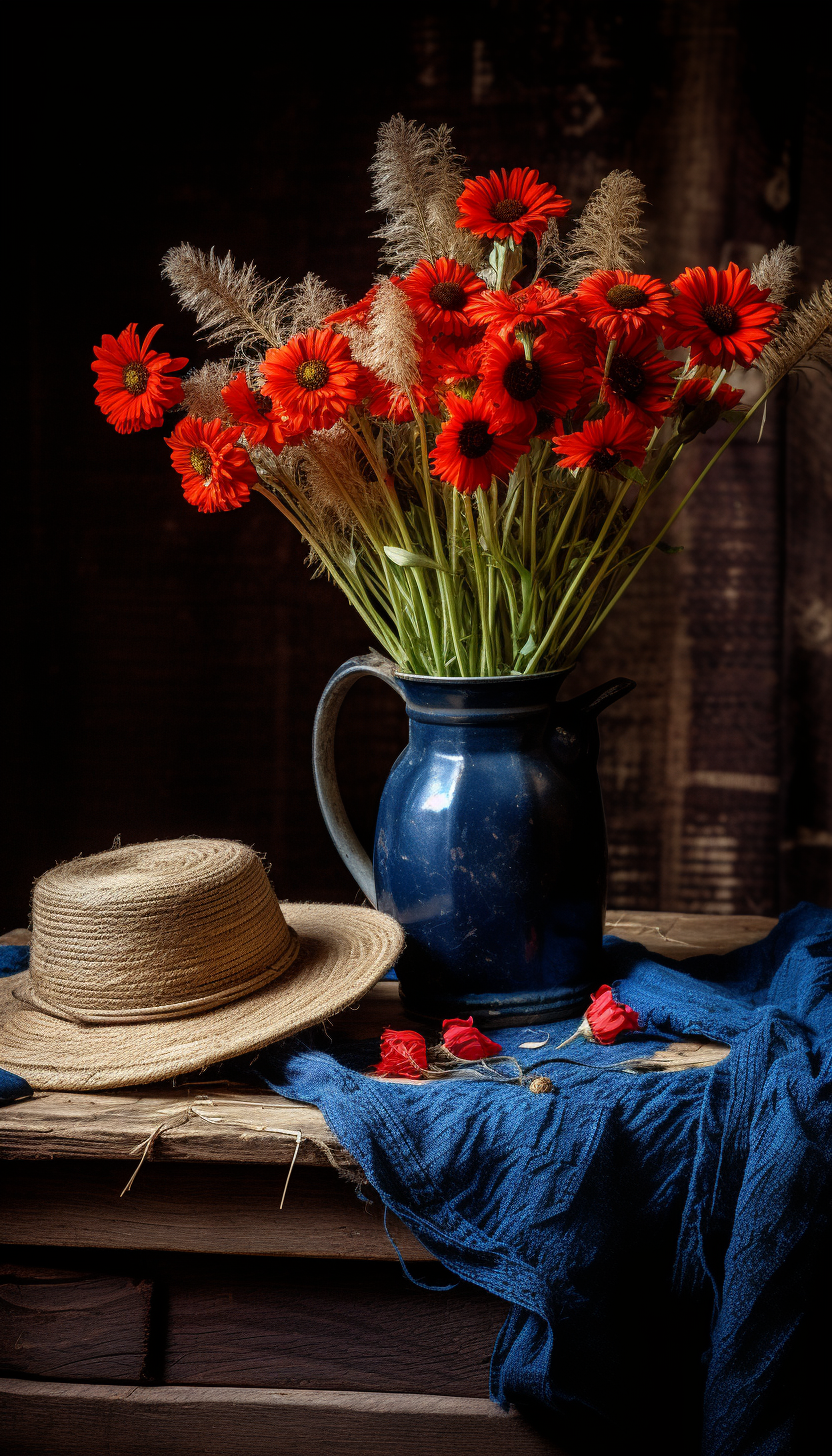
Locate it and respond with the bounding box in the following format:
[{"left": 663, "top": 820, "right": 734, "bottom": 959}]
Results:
[{"left": 93, "top": 116, "right": 831, "bottom": 677}]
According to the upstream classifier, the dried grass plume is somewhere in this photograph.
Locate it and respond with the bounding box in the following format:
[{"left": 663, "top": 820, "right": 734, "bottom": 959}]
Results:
[
  {"left": 370, "top": 114, "right": 484, "bottom": 275},
  {"left": 757, "top": 280, "right": 832, "bottom": 386},
  {"left": 559, "top": 171, "right": 647, "bottom": 291},
  {"left": 751, "top": 242, "right": 800, "bottom": 304},
  {"left": 162, "top": 243, "right": 290, "bottom": 354},
  {"left": 347, "top": 277, "right": 420, "bottom": 395},
  {"left": 181, "top": 359, "right": 235, "bottom": 423}
]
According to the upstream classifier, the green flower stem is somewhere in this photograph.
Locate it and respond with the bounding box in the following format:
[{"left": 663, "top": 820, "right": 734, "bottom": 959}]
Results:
[
  {"left": 410, "top": 398, "right": 468, "bottom": 677},
  {"left": 464, "top": 494, "right": 494, "bottom": 675},
  {"left": 524, "top": 477, "right": 629, "bottom": 673},
  {"left": 568, "top": 381, "right": 777, "bottom": 659}
]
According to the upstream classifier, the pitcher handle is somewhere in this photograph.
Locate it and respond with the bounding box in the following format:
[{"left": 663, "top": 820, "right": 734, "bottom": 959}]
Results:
[{"left": 312, "top": 652, "right": 407, "bottom": 906}]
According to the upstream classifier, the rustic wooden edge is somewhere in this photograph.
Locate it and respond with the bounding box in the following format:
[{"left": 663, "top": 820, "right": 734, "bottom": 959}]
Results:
[
  {"left": 2, "top": 1161, "right": 436, "bottom": 1262},
  {"left": 0, "top": 1378, "right": 568, "bottom": 1456},
  {"left": 0, "top": 912, "right": 776, "bottom": 1167}
]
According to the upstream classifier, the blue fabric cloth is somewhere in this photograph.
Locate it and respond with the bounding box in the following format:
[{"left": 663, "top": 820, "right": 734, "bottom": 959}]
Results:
[
  {"left": 253, "top": 903, "right": 832, "bottom": 1456},
  {"left": 0, "top": 946, "right": 33, "bottom": 1104}
]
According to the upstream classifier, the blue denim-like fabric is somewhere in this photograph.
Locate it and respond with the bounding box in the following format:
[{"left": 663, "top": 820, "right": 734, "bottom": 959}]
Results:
[
  {"left": 0, "top": 945, "right": 33, "bottom": 1104},
  {"left": 254, "top": 903, "right": 832, "bottom": 1456}
]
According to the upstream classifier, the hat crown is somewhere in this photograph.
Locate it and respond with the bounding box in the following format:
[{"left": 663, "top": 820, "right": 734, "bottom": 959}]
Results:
[{"left": 30, "top": 839, "right": 294, "bottom": 1021}]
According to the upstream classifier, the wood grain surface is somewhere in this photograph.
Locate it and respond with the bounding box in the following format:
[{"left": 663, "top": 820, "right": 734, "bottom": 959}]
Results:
[
  {"left": 162, "top": 1254, "right": 506, "bottom": 1396},
  {"left": 0, "top": 1378, "right": 567, "bottom": 1456},
  {"left": 2, "top": 1162, "right": 434, "bottom": 1262},
  {"left": 0, "top": 1264, "right": 152, "bottom": 1383}
]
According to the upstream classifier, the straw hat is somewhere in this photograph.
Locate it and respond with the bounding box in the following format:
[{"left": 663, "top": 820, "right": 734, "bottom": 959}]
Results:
[{"left": 0, "top": 838, "right": 403, "bottom": 1091}]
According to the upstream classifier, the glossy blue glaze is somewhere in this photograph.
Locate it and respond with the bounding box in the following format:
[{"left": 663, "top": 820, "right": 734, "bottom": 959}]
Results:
[{"left": 372, "top": 672, "right": 634, "bottom": 1024}]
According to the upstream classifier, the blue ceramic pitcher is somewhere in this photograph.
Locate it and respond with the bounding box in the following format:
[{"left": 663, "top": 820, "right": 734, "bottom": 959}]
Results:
[{"left": 313, "top": 653, "right": 634, "bottom": 1025}]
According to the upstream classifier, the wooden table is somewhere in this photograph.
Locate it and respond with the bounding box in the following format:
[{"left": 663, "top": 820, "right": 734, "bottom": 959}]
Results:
[{"left": 0, "top": 912, "right": 775, "bottom": 1455}]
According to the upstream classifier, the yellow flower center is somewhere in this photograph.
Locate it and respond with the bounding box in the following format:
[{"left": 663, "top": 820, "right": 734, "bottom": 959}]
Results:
[
  {"left": 189, "top": 447, "right": 212, "bottom": 478},
  {"left": 296, "top": 359, "right": 330, "bottom": 391},
  {"left": 122, "top": 362, "right": 149, "bottom": 396}
]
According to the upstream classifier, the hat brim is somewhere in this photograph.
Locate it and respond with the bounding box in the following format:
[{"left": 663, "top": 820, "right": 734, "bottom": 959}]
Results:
[{"left": 0, "top": 902, "right": 404, "bottom": 1091}]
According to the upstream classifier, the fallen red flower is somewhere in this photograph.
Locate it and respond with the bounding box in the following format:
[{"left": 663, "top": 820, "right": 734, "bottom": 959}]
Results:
[
  {"left": 166, "top": 415, "right": 257, "bottom": 513},
  {"left": 584, "top": 985, "right": 640, "bottom": 1043},
  {"left": 442, "top": 1017, "right": 503, "bottom": 1060},
  {"left": 92, "top": 323, "right": 187, "bottom": 434},
  {"left": 373, "top": 1027, "right": 429, "bottom": 1079}
]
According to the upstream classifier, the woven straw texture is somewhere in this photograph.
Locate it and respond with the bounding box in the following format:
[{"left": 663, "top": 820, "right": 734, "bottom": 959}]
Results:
[{"left": 0, "top": 839, "right": 404, "bottom": 1090}]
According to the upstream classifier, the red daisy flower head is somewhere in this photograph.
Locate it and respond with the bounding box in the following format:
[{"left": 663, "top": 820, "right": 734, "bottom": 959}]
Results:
[
  {"left": 422, "top": 337, "right": 485, "bottom": 398},
  {"left": 166, "top": 416, "right": 257, "bottom": 513},
  {"left": 665, "top": 263, "right": 781, "bottom": 368},
  {"left": 675, "top": 375, "right": 745, "bottom": 413},
  {"left": 220, "top": 371, "right": 290, "bottom": 454},
  {"left": 456, "top": 167, "right": 570, "bottom": 245},
  {"left": 575, "top": 270, "right": 675, "bottom": 345},
  {"left": 92, "top": 323, "right": 187, "bottom": 434},
  {"left": 259, "top": 328, "right": 363, "bottom": 434},
  {"left": 477, "top": 330, "right": 586, "bottom": 430},
  {"left": 430, "top": 395, "right": 530, "bottom": 494},
  {"left": 551, "top": 411, "right": 651, "bottom": 476},
  {"left": 400, "top": 257, "right": 486, "bottom": 337},
  {"left": 468, "top": 279, "right": 578, "bottom": 341},
  {"left": 587, "top": 337, "right": 680, "bottom": 428}
]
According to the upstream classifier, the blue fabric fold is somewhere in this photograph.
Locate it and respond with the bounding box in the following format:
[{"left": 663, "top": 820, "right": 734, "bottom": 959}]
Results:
[
  {"left": 253, "top": 903, "right": 831, "bottom": 1456},
  {"left": 0, "top": 946, "right": 33, "bottom": 1104}
]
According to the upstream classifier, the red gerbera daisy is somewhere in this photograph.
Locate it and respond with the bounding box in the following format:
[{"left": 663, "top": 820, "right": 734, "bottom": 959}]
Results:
[
  {"left": 587, "top": 338, "right": 680, "bottom": 428},
  {"left": 468, "top": 280, "right": 578, "bottom": 341},
  {"left": 674, "top": 375, "right": 745, "bottom": 412},
  {"left": 92, "top": 323, "right": 187, "bottom": 434},
  {"left": 400, "top": 257, "right": 486, "bottom": 337},
  {"left": 575, "top": 270, "right": 675, "bottom": 345},
  {"left": 478, "top": 330, "right": 586, "bottom": 430},
  {"left": 456, "top": 167, "right": 570, "bottom": 245},
  {"left": 166, "top": 416, "right": 258, "bottom": 513},
  {"left": 430, "top": 395, "right": 530, "bottom": 494},
  {"left": 259, "top": 328, "right": 363, "bottom": 433},
  {"left": 221, "top": 371, "right": 289, "bottom": 454},
  {"left": 665, "top": 263, "right": 781, "bottom": 368},
  {"left": 551, "top": 411, "right": 651, "bottom": 476},
  {"left": 362, "top": 371, "right": 440, "bottom": 422},
  {"left": 422, "top": 337, "right": 484, "bottom": 396}
]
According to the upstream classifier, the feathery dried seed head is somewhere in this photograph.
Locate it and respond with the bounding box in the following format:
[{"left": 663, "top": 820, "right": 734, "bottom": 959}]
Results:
[
  {"left": 559, "top": 171, "right": 647, "bottom": 291},
  {"left": 181, "top": 359, "right": 236, "bottom": 424},
  {"left": 757, "top": 280, "right": 832, "bottom": 386},
  {"left": 751, "top": 242, "right": 800, "bottom": 304},
  {"left": 370, "top": 114, "right": 484, "bottom": 275},
  {"left": 347, "top": 277, "right": 421, "bottom": 395},
  {"left": 289, "top": 273, "right": 347, "bottom": 336},
  {"left": 162, "top": 243, "right": 290, "bottom": 353}
]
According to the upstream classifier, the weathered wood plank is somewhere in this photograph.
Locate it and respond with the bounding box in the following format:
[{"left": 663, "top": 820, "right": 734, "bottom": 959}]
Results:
[
  {"left": 0, "top": 1264, "right": 152, "bottom": 1383},
  {"left": 2, "top": 1162, "right": 435, "bottom": 1262},
  {"left": 0, "top": 913, "right": 774, "bottom": 1166},
  {"left": 163, "top": 1254, "right": 507, "bottom": 1396},
  {"left": 0, "top": 1378, "right": 567, "bottom": 1456}
]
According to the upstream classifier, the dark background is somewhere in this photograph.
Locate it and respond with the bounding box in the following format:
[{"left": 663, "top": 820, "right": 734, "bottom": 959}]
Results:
[{"left": 6, "top": 1, "right": 830, "bottom": 931}]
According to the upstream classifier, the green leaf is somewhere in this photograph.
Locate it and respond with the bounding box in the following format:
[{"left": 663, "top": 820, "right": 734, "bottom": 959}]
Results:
[
  {"left": 617, "top": 463, "right": 648, "bottom": 488},
  {"left": 518, "top": 634, "right": 537, "bottom": 657},
  {"left": 384, "top": 546, "right": 451, "bottom": 574}
]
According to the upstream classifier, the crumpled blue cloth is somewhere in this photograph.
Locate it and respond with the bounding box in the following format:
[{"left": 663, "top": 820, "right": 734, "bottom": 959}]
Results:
[
  {"left": 0, "top": 945, "right": 33, "bottom": 1105},
  {"left": 254, "top": 903, "right": 831, "bottom": 1456}
]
